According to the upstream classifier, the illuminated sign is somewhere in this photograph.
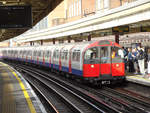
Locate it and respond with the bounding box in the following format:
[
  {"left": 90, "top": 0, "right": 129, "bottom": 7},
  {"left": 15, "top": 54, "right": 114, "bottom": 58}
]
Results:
[
  {"left": 112, "top": 26, "right": 129, "bottom": 33},
  {"left": 0, "top": 5, "right": 32, "bottom": 28},
  {"left": 141, "top": 26, "right": 150, "bottom": 32}
]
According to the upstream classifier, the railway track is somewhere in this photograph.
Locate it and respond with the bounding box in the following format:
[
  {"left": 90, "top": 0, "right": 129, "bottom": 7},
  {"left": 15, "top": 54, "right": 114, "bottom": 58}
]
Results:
[
  {"left": 4, "top": 60, "right": 150, "bottom": 113},
  {"left": 7, "top": 61, "right": 120, "bottom": 113}
]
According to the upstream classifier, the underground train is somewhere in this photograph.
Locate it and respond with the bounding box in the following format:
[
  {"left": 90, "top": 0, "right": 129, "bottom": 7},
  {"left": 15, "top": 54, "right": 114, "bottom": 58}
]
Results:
[{"left": 1, "top": 40, "right": 125, "bottom": 85}]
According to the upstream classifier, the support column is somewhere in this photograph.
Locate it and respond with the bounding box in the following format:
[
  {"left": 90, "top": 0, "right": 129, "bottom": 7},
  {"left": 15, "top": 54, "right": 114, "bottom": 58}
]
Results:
[
  {"left": 115, "top": 33, "right": 119, "bottom": 44},
  {"left": 30, "top": 41, "right": 34, "bottom": 46},
  {"left": 68, "top": 36, "right": 71, "bottom": 43},
  {"left": 88, "top": 34, "right": 91, "bottom": 41},
  {"left": 41, "top": 40, "right": 43, "bottom": 45},
  {"left": 53, "top": 38, "right": 55, "bottom": 44},
  {"left": 30, "top": 42, "right": 32, "bottom": 46}
]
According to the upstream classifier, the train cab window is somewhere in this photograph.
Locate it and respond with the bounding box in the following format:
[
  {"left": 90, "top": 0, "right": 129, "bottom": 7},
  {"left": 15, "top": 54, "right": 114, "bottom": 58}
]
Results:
[
  {"left": 100, "top": 47, "right": 109, "bottom": 63},
  {"left": 84, "top": 47, "right": 98, "bottom": 60},
  {"left": 84, "top": 47, "right": 99, "bottom": 64}
]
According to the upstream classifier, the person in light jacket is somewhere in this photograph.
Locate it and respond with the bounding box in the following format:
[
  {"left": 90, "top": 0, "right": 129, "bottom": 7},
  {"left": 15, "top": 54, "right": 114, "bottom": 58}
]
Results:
[{"left": 137, "top": 46, "right": 145, "bottom": 76}]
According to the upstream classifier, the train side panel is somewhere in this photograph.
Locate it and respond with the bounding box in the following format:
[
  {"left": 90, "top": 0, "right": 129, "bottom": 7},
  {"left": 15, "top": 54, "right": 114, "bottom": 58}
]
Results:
[
  {"left": 71, "top": 44, "right": 88, "bottom": 76},
  {"left": 61, "top": 45, "right": 74, "bottom": 73}
]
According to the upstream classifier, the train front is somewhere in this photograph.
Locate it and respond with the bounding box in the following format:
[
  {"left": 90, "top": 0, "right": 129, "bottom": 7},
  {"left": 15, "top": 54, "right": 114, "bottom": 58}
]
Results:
[{"left": 83, "top": 40, "right": 125, "bottom": 85}]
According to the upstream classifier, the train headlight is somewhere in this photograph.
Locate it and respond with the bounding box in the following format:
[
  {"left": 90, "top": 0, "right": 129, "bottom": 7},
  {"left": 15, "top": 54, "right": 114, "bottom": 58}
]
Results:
[
  {"left": 116, "top": 64, "right": 119, "bottom": 67},
  {"left": 91, "top": 65, "right": 94, "bottom": 68}
]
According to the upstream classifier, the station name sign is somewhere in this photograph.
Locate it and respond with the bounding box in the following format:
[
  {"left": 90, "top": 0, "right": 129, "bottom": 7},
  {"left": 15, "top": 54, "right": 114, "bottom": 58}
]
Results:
[
  {"left": 0, "top": 5, "right": 32, "bottom": 28},
  {"left": 112, "top": 25, "right": 129, "bottom": 33},
  {"left": 141, "top": 26, "right": 150, "bottom": 32}
]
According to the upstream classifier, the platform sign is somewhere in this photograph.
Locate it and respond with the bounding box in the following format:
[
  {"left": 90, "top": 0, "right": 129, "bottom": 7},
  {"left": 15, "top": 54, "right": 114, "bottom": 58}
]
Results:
[
  {"left": 0, "top": 5, "right": 32, "bottom": 28},
  {"left": 112, "top": 26, "right": 129, "bottom": 33},
  {"left": 141, "top": 26, "right": 150, "bottom": 32}
]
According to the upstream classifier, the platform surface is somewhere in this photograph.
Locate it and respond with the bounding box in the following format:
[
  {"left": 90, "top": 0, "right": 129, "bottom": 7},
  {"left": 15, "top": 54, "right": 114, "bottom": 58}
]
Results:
[
  {"left": 126, "top": 73, "right": 150, "bottom": 87},
  {"left": 0, "top": 62, "right": 46, "bottom": 113}
]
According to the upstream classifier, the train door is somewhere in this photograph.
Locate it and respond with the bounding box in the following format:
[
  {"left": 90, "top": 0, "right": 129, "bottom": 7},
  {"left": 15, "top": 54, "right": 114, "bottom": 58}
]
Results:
[
  {"left": 83, "top": 47, "right": 100, "bottom": 77},
  {"left": 100, "top": 46, "right": 111, "bottom": 78}
]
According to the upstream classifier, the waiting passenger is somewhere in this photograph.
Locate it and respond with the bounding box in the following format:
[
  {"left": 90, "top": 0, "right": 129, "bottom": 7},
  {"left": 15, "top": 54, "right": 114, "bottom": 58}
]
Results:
[
  {"left": 137, "top": 46, "right": 146, "bottom": 76},
  {"left": 147, "top": 49, "right": 150, "bottom": 79},
  {"left": 127, "top": 48, "right": 134, "bottom": 73},
  {"left": 122, "top": 47, "right": 128, "bottom": 70},
  {"left": 111, "top": 51, "right": 116, "bottom": 59},
  {"left": 132, "top": 48, "right": 139, "bottom": 74}
]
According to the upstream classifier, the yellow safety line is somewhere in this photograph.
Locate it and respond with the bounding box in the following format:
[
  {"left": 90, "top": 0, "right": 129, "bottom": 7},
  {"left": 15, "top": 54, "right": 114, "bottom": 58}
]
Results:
[
  {"left": 127, "top": 75, "right": 150, "bottom": 82},
  {"left": 0, "top": 62, "right": 36, "bottom": 113}
]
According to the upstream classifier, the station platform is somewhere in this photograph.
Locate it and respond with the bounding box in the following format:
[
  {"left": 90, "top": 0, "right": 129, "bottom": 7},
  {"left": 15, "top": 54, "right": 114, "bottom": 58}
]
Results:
[
  {"left": 126, "top": 73, "right": 150, "bottom": 87},
  {"left": 0, "top": 62, "right": 46, "bottom": 113}
]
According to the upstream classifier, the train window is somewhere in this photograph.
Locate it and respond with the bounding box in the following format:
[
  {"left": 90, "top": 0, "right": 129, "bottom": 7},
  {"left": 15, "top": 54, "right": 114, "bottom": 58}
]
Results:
[
  {"left": 53, "top": 51, "right": 56, "bottom": 58},
  {"left": 20, "top": 51, "right": 22, "bottom": 55},
  {"left": 100, "top": 47, "right": 109, "bottom": 63},
  {"left": 84, "top": 47, "right": 98, "bottom": 60},
  {"left": 72, "top": 52, "right": 76, "bottom": 61},
  {"left": 55, "top": 50, "right": 59, "bottom": 59},
  {"left": 76, "top": 51, "right": 80, "bottom": 61},
  {"left": 28, "top": 51, "right": 30, "bottom": 56},
  {"left": 26, "top": 51, "right": 29, "bottom": 56},
  {"left": 65, "top": 50, "right": 68, "bottom": 60},
  {"left": 49, "top": 51, "right": 51, "bottom": 57},
  {"left": 61, "top": 51, "right": 64, "bottom": 60},
  {"left": 37, "top": 51, "right": 40, "bottom": 56},
  {"left": 40, "top": 51, "right": 42, "bottom": 57},
  {"left": 41, "top": 51, "right": 44, "bottom": 57},
  {"left": 35, "top": 51, "right": 38, "bottom": 57},
  {"left": 33, "top": 50, "right": 36, "bottom": 56},
  {"left": 30, "top": 51, "right": 32, "bottom": 55},
  {"left": 23, "top": 51, "right": 26, "bottom": 55},
  {"left": 38, "top": 51, "right": 41, "bottom": 57},
  {"left": 37, "top": 51, "right": 39, "bottom": 56},
  {"left": 45, "top": 51, "right": 49, "bottom": 58},
  {"left": 72, "top": 50, "right": 80, "bottom": 62},
  {"left": 111, "top": 47, "right": 123, "bottom": 59},
  {"left": 48, "top": 51, "right": 50, "bottom": 57}
]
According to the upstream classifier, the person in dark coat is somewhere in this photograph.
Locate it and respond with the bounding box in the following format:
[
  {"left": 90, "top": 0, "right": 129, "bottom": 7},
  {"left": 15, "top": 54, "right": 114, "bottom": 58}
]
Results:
[
  {"left": 132, "top": 48, "right": 139, "bottom": 74},
  {"left": 147, "top": 49, "right": 150, "bottom": 79},
  {"left": 127, "top": 48, "right": 134, "bottom": 73}
]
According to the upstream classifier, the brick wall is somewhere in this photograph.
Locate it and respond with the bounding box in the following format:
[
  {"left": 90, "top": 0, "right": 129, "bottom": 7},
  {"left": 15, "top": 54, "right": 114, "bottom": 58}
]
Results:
[
  {"left": 82, "top": 0, "right": 96, "bottom": 16},
  {"left": 47, "top": 0, "right": 65, "bottom": 27},
  {"left": 110, "top": 0, "right": 121, "bottom": 9}
]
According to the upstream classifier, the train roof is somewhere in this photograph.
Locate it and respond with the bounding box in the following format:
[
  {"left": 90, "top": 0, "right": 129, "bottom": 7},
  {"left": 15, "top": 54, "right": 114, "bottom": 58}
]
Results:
[{"left": 0, "top": 40, "right": 121, "bottom": 50}]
